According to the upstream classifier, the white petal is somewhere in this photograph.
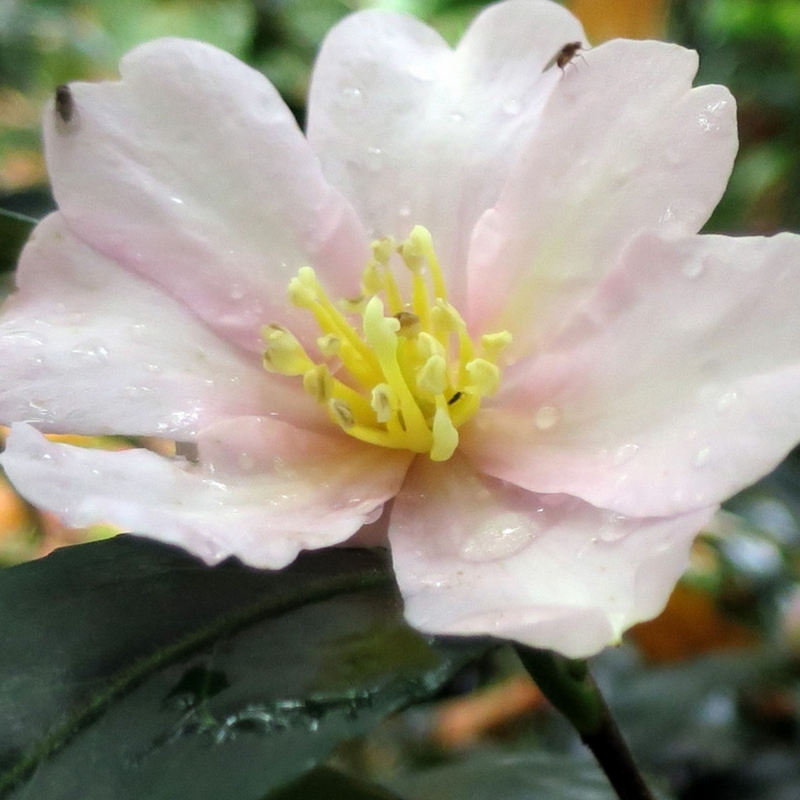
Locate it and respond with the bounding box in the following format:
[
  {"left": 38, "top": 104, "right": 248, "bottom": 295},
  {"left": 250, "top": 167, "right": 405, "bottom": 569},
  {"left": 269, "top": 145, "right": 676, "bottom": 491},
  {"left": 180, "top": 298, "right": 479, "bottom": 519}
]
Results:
[
  {"left": 467, "top": 38, "right": 738, "bottom": 353},
  {"left": 307, "top": 0, "right": 583, "bottom": 302},
  {"left": 45, "top": 38, "right": 369, "bottom": 352},
  {"left": 465, "top": 231, "right": 800, "bottom": 517},
  {"left": 1, "top": 420, "right": 411, "bottom": 568},
  {"left": 1, "top": 215, "right": 321, "bottom": 437},
  {"left": 389, "top": 455, "right": 714, "bottom": 658}
]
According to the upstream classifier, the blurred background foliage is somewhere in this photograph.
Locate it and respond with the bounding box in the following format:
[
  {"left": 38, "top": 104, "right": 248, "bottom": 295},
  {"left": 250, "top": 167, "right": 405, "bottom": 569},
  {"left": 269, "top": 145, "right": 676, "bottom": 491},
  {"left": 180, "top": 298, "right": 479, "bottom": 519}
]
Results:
[
  {"left": 2, "top": 0, "right": 800, "bottom": 230},
  {"left": 2, "top": 0, "right": 800, "bottom": 232},
  {"left": 2, "top": 2, "right": 800, "bottom": 799}
]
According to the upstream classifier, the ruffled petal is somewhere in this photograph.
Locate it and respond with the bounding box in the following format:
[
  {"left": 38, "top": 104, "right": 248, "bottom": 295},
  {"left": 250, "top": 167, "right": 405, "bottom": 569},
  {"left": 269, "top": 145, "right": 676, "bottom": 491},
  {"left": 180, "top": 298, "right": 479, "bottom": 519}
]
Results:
[
  {"left": 1, "top": 420, "right": 411, "bottom": 568},
  {"left": 307, "top": 0, "right": 583, "bottom": 302},
  {"left": 0, "top": 214, "right": 321, "bottom": 437},
  {"left": 44, "top": 38, "right": 369, "bottom": 352},
  {"left": 467, "top": 38, "right": 737, "bottom": 352},
  {"left": 464, "top": 231, "right": 800, "bottom": 517},
  {"left": 389, "top": 454, "right": 714, "bottom": 658}
]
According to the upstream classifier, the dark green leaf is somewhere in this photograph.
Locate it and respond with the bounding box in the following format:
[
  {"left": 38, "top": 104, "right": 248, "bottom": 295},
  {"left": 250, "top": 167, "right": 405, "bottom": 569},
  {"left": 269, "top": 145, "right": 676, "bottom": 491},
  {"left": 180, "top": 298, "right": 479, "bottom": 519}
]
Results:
[
  {"left": 0, "top": 536, "right": 489, "bottom": 800},
  {"left": 383, "top": 750, "right": 638, "bottom": 800},
  {"left": 0, "top": 208, "right": 35, "bottom": 273},
  {"left": 267, "top": 765, "right": 405, "bottom": 800}
]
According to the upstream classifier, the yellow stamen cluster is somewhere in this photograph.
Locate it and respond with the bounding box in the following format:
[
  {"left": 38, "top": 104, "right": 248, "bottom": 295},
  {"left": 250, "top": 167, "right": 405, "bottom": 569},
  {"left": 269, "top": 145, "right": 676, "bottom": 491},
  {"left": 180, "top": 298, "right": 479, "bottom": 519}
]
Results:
[{"left": 262, "top": 225, "right": 511, "bottom": 462}]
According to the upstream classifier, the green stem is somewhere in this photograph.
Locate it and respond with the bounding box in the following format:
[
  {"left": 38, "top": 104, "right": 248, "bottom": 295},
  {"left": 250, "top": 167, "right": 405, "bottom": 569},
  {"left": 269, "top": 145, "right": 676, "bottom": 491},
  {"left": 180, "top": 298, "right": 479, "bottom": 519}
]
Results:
[{"left": 516, "top": 646, "right": 656, "bottom": 800}]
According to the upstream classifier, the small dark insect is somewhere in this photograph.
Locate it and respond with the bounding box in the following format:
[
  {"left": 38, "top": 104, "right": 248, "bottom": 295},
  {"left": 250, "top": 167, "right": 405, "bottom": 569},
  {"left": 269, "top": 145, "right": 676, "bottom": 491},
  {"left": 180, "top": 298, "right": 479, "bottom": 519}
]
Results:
[
  {"left": 54, "top": 84, "right": 74, "bottom": 123},
  {"left": 545, "top": 41, "right": 585, "bottom": 73},
  {"left": 448, "top": 391, "right": 463, "bottom": 406}
]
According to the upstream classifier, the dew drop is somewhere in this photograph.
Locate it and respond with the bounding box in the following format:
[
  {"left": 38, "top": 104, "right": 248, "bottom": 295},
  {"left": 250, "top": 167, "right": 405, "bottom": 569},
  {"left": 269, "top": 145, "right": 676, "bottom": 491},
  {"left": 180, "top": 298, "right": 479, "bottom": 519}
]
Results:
[
  {"left": 665, "top": 148, "right": 683, "bottom": 166},
  {"left": 694, "top": 446, "right": 711, "bottom": 467},
  {"left": 659, "top": 206, "right": 676, "bottom": 224},
  {"left": 70, "top": 338, "right": 110, "bottom": 364},
  {"left": 27, "top": 400, "right": 54, "bottom": 422},
  {"left": 449, "top": 111, "right": 464, "bottom": 123},
  {"left": 398, "top": 204, "right": 411, "bottom": 218},
  {"left": 502, "top": 99, "right": 522, "bottom": 116},
  {"left": 125, "top": 385, "right": 156, "bottom": 397},
  {"left": 238, "top": 452, "right": 256, "bottom": 472},
  {"left": 340, "top": 86, "right": 362, "bottom": 107},
  {"left": 170, "top": 195, "right": 184, "bottom": 206},
  {"left": 682, "top": 259, "right": 704, "bottom": 279},
  {"left": 613, "top": 443, "right": 639, "bottom": 466},
  {"left": 716, "top": 390, "right": 739, "bottom": 412},
  {"left": 534, "top": 405, "right": 560, "bottom": 431},
  {"left": 407, "top": 62, "right": 435, "bottom": 82},
  {"left": 365, "top": 146, "right": 383, "bottom": 171},
  {"left": 698, "top": 100, "right": 727, "bottom": 133},
  {"left": 599, "top": 511, "right": 629, "bottom": 542},
  {"left": 459, "top": 512, "right": 538, "bottom": 562}
]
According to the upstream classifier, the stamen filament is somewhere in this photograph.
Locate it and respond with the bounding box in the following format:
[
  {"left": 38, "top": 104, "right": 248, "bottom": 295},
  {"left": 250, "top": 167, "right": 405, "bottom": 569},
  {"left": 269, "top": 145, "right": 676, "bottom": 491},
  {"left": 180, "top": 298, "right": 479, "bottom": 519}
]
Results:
[{"left": 261, "top": 226, "right": 510, "bottom": 462}]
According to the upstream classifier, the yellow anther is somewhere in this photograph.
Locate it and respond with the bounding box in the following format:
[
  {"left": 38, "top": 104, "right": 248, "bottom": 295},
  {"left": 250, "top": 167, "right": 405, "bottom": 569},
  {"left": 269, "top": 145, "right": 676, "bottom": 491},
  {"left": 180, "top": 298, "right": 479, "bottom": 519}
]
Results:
[
  {"left": 262, "top": 324, "right": 314, "bottom": 375},
  {"left": 481, "top": 331, "right": 513, "bottom": 360},
  {"left": 395, "top": 311, "right": 421, "bottom": 339},
  {"left": 372, "top": 237, "right": 396, "bottom": 265},
  {"left": 371, "top": 383, "right": 398, "bottom": 423},
  {"left": 329, "top": 398, "right": 355, "bottom": 429},
  {"left": 466, "top": 358, "right": 501, "bottom": 396},
  {"left": 431, "top": 300, "right": 462, "bottom": 332},
  {"left": 430, "top": 400, "right": 459, "bottom": 462},
  {"left": 364, "top": 296, "right": 400, "bottom": 346},
  {"left": 361, "top": 261, "right": 383, "bottom": 296},
  {"left": 287, "top": 267, "right": 319, "bottom": 307},
  {"left": 416, "top": 331, "right": 445, "bottom": 361},
  {"left": 339, "top": 296, "right": 367, "bottom": 314},
  {"left": 261, "top": 225, "right": 508, "bottom": 462},
  {"left": 416, "top": 355, "right": 448, "bottom": 395},
  {"left": 303, "top": 364, "right": 333, "bottom": 402},
  {"left": 317, "top": 333, "right": 341, "bottom": 357},
  {"left": 409, "top": 225, "right": 447, "bottom": 300}
]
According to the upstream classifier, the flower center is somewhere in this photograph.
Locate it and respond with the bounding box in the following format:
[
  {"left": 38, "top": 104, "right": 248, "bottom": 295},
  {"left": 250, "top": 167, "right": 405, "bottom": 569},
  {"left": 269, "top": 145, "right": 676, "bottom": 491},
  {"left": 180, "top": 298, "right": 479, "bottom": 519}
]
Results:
[{"left": 261, "top": 225, "right": 511, "bottom": 462}]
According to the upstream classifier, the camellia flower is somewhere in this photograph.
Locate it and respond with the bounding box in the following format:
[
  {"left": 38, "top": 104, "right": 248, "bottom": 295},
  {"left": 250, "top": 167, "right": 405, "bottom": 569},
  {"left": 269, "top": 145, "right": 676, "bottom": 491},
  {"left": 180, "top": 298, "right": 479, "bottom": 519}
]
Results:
[{"left": 2, "top": 0, "right": 800, "bottom": 658}]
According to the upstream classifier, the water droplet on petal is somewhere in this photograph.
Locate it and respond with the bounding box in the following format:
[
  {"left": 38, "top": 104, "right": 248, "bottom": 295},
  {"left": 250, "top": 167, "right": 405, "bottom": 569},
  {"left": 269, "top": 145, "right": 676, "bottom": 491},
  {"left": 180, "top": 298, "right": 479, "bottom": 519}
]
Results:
[
  {"left": 682, "top": 258, "right": 704, "bottom": 278},
  {"left": 613, "top": 443, "right": 639, "bottom": 466},
  {"left": 534, "top": 405, "right": 560, "bottom": 431},
  {"left": 716, "top": 390, "right": 739, "bottom": 412},
  {"left": 340, "top": 86, "right": 362, "bottom": 107},
  {"left": 459, "top": 512, "right": 538, "bottom": 562},
  {"left": 407, "top": 62, "right": 435, "bottom": 82},
  {"left": 365, "top": 146, "right": 383, "bottom": 171},
  {"left": 449, "top": 111, "right": 464, "bottom": 123},
  {"left": 599, "top": 511, "right": 629, "bottom": 542},
  {"left": 70, "top": 338, "right": 110, "bottom": 364},
  {"left": 502, "top": 99, "right": 522, "bottom": 116},
  {"left": 398, "top": 204, "right": 411, "bottom": 218},
  {"left": 694, "top": 446, "right": 711, "bottom": 467},
  {"left": 238, "top": 452, "right": 256, "bottom": 472},
  {"left": 229, "top": 283, "right": 244, "bottom": 300}
]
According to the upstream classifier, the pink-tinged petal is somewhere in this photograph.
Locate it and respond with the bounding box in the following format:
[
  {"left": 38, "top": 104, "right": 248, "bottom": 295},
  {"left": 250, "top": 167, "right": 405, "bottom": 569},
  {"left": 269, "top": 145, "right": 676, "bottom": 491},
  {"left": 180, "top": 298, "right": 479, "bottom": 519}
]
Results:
[
  {"left": 467, "top": 38, "right": 737, "bottom": 352},
  {"left": 45, "top": 38, "right": 369, "bottom": 353},
  {"left": 1, "top": 420, "right": 411, "bottom": 568},
  {"left": 307, "top": 0, "right": 583, "bottom": 302},
  {"left": 465, "top": 231, "right": 800, "bottom": 518},
  {"left": 389, "top": 455, "right": 714, "bottom": 658},
  {"left": 0, "top": 214, "right": 322, "bottom": 437}
]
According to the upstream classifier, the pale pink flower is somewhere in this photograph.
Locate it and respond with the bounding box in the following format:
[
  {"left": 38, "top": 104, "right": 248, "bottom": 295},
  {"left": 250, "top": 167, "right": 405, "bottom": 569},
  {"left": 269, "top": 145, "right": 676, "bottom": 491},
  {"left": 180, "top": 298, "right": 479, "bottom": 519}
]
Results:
[{"left": 2, "top": 0, "right": 800, "bottom": 658}]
